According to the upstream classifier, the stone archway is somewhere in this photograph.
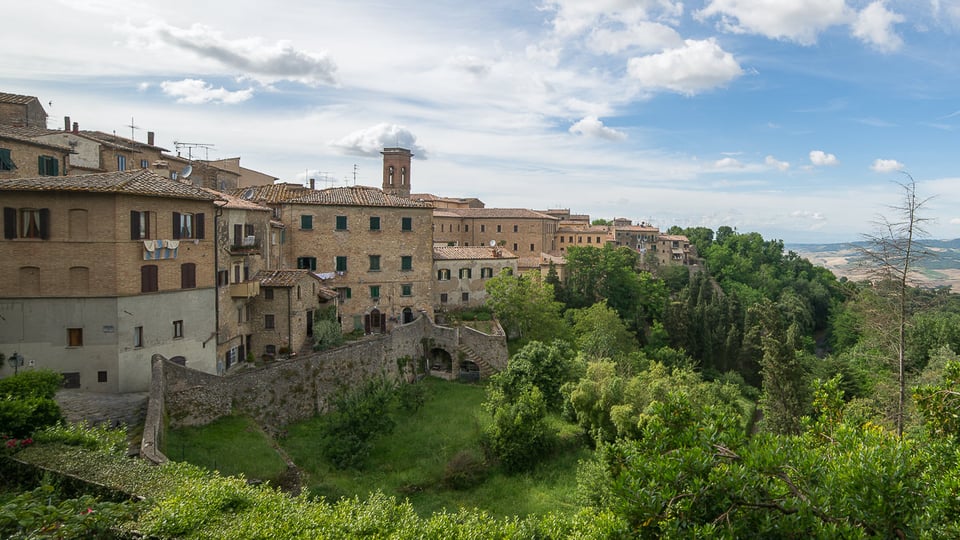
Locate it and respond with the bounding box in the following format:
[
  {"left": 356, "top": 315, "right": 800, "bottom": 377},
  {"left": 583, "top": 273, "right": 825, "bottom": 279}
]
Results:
[
  {"left": 428, "top": 347, "right": 453, "bottom": 373},
  {"left": 402, "top": 307, "right": 414, "bottom": 324}
]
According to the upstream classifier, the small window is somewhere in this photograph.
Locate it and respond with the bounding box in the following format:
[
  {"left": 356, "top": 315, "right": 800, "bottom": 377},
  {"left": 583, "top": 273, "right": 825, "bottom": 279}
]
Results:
[
  {"left": 172, "top": 212, "right": 204, "bottom": 239},
  {"left": 0, "top": 148, "right": 15, "bottom": 171},
  {"left": 300, "top": 215, "right": 313, "bottom": 230},
  {"left": 297, "top": 257, "right": 317, "bottom": 271},
  {"left": 335, "top": 256, "right": 347, "bottom": 272},
  {"left": 462, "top": 292, "right": 469, "bottom": 302},
  {"left": 134, "top": 326, "right": 143, "bottom": 348},
  {"left": 117, "top": 155, "right": 127, "bottom": 171},
  {"left": 335, "top": 215, "right": 347, "bottom": 230},
  {"left": 560, "top": 236, "right": 565, "bottom": 243},
  {"left": 481, "top": 267, "right": 493, "bottom": 278},
  {"left": 173, "top": 320, "right": 184, "bottom": 339},
  {"left": 401, "top": 256, "right": 412, "bottom": 271},
  {"left": 265, "top": 344, "right": 276, "bottom": 356},
  {"left": 513, "top": 243, "right": 518, "bottom": 251},
  {"left": 264, "top": 288, "right": 274, "bottom": 300},
  {"left": 98, "top": 371, "right": 108, "bottom": 383},
  {"left": 481, "top": 225, "right": 486, "bottom": 233},
  {"left": 497, "top": 225, "right": 502, "bottom": 233},
  {"left": 217, "top": 270, "right": 229, "bottom": 286},
  {"left": 130, "top": 210, "right": 151, "bottom": 240},
  {"left": 530, "top": 243, "right": 535, "bottom": 251},
  {"left": 264, "top": 314, "right": 275, "bottom": 329},
  {"left": 370, "top": 285, "right": 380, "bottom": 299},
  {"left": 401, "top": 217, "right": 413, "bottom": 231},
  {"left": 67, "top": 328, "right": 83, "bottom": 347},
  {"left": 369, "top": 216, "right": 381, "bottom": 231},
  {"left": 464, "top": 225, "right": 469, "bottom": 232},
  {"left": 5, "top": 207, "right": 50, "bottom": 240},
  {"left": 140, "top": 159, "right": 149, "bottom": 169},
  {"left": 337, "top": 287, "right": 352, "bottom": 301},
  {"left": 437, "top": 269, "right": 451, "bottom": 281},
  {"left": 440, "top": 293, "right": 448, "bottom": 303},
  {"left": 38, "top": 155, "right": 59, "bottom": 176},
  {"left": 401, "top": 284, "right": 412, "bottom": 296},
  {"left": 459, "top": 268, "right": 472, "bottom": 279},
  {"left": 369, "top": 255, "right": 381, "bottom": 271},
  {"left": 587, "top": 236, "right": 592, "bottom": 243},
  {"left": 513, "top": 225, "right": 518, "bottom": 233}
]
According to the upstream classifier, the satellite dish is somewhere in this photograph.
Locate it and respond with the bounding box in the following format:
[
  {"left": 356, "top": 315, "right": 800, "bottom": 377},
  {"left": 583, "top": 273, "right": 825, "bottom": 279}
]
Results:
[
  {"left": 181, "top": 165, "right": 193, "bottom": 179},
  {"left": 489, "top": 240, "right": 497, "bottom": 247}
]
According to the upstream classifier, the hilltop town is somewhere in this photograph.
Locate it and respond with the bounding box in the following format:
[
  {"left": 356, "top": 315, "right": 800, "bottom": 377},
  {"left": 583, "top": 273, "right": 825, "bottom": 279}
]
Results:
[{"left": 0, "top": 91, "right": 694, "bottom": 392}]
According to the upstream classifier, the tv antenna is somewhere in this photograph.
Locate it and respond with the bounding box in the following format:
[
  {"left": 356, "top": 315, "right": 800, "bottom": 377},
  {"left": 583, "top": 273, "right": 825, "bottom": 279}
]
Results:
[
  {"left": 173, "top": 141, "right": 215, "bottom": 161},
  {"left": 352, "top": 164, "right": 358, "bottom": 185},
  {"left": 126, "top": 117, "right": 141, "bottom": 140}
]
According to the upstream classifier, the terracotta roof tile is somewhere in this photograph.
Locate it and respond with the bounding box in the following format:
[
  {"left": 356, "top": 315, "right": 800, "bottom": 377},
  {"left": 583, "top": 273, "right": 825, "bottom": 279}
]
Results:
[
  {"left": 255, "top": 269, "right": 321, "bottom": 288},
  {"left": 435, "top": 208, "right": 558, "bottom": 220},
  {"left": 0, "top": 169, "right": 219, "bottom": 201},
  {"left": 199, "top": 187, "right": 271, "bottom": 211},
  {"left": 0, "top": 93, "right": 40, "bottom": 105},
  {"left": 233, "top": 184, "right": 431, "bottom": 208},
  {"left": 433, "top": 246, "right": 518, "bottom": 260}
]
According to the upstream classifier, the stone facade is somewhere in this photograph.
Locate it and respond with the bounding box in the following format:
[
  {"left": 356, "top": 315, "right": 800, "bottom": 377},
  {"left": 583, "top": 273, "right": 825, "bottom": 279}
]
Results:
[
  {"left": 0, "top": 131, "right": 70, "bottom": 180},
  {"left": 433, "top": 246, "right": 518, "bottom": 310},
  {"left": 0, "top": 92, "right": 47, "bottom": 128},
  {"left": 249, "top": 269, "right": 335, "bottom": 361},
  {"left": 432, "top": 208, "right": 560, "bottom": 255}
]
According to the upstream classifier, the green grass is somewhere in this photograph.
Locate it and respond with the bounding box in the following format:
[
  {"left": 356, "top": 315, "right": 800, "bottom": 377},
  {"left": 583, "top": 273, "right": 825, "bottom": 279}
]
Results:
[
  {"left": 281, "top": 378, "right": 590, "bottom": 518},
  {"left": 165, "top": 415, "right": 287, "bottom": 484}
]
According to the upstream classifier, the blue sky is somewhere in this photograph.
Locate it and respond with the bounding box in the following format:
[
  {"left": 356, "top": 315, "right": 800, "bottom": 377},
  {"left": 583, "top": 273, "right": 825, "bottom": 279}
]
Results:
[{"left": 5, "top": 0, "right": 959, "bottom": 243}]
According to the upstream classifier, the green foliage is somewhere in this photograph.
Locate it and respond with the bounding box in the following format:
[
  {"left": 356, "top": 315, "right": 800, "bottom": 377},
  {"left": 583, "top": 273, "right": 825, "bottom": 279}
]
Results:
[
  {"left": 0, "top": 370, "right": 63, "bottom": 439},
  {"left": 396, "top": 381, "right": 428, "bottom": 413},
  {"left": 753, "top": 299, "right": 810, "bottom": 435},
  {"left": 484, "top": 271, "right": 567, "bottom": 343},
  {"left": 483, "top": 385, "right": 553, "bottom": 473},
  {"left": 165, "top": 416, "right": 287, "bottom": 483},
  {"left": 0, "top": 370, "right": 63, "bottom": 399},
  {"left": 312, "top": 319, "right": 345, "bottom": 351},
  {"left": 491, "top": 340, "right": 581, "bottom": 411},
  {"left": 0, "top": 484, "right": 139, "bottom": 540},
  {"left": 569, "top": 301, "right": 638, "bottom": 363},
  {"left": 319, "top": 379, "right": 397, "bottom": 470},
  {"left": 914, "top": 357, "right": 960, "bottom": 439},
  {"left": 33, "top": 422, "right": 127, "bottom": 454},
  {"left": 442, "top": 449, "right": 488, "bottom": 490}
]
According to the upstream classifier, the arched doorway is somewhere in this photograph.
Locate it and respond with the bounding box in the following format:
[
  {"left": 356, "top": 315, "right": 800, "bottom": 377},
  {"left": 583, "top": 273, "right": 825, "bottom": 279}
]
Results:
[
  {"left": 402, "top": 307, "right": 414, "bottom": 324},
  {"left": 365, "top": 308, "right": 386, "bottom": 334},
  {"left": 428, "top": 348, "right": 453, "bottom": 373}
]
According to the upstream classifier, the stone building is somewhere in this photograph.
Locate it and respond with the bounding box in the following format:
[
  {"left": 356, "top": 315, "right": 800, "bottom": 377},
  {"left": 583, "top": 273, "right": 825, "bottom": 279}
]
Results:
[
  {"left": 433, "top": 246, "right": 518, "bottom": 310},
  {"left": 0, "top": 170, "right": 220, "bottom": 391},
  {"left": 250, "top": 269, "right": 337, "bottom": 360},
  {"left": 0, "top": 127, "right": 71, "bottom": 180},
  {"left": 0, "top": 92, "right": 47, "bottom": 128},
  {"left": 432, "top": 208, "right": 560, "bottom": 255}
]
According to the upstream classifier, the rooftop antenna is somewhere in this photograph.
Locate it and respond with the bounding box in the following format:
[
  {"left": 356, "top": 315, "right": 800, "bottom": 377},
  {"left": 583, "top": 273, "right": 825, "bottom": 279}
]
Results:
[
  {"left": 126, "top": 117, "right": 141, "bottom": 141},
  {"left": 173, "top": 141, "right": 215, "bottom": 161},
  {"left": 352, "top": 164, "right": 358, "bottom": 185}
]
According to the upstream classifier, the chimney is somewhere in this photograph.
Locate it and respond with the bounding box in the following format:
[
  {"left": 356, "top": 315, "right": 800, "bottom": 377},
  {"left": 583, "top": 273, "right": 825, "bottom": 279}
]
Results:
[
  {"left": 309, "top": 178, "right": 315, "bottom": 190},
  {"left": 72, "top": 122, "right": 78, "bottom": 134},
  {"left": 64, "top": 116, "right": 70, "bottom": 131},
  {"left": 147, "top": 131, "right": 155, "bottom": 146}
]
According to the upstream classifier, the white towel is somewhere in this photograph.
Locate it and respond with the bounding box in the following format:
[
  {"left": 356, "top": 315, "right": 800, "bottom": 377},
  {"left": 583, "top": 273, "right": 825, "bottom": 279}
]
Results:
[
  {"left": 143, "top": 240, "right": 156, "bottom": 252},
  {"left": 166, "top": 240, "right": 180, "bottom": 249}
]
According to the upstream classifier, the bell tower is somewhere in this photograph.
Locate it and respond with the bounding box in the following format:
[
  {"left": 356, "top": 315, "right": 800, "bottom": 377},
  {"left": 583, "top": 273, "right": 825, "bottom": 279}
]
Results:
[{"left": 381, "top": 147, "right": 412, "bottom": 199}]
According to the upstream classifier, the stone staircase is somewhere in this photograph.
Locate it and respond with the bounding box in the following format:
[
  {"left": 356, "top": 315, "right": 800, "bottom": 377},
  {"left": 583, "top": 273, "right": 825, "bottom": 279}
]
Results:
[{"left": 456, "top": 343, "right": 499, "bottom": 378}]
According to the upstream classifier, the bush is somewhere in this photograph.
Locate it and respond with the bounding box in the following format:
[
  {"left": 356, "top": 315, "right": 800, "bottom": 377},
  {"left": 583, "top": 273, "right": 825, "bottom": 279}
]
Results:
[
  {"left": 0, "top": 370, "right": 63, "bottom": 399},
  {"left": 312, "top": 319, "right": 345, "bottom": 351},
  {"left": 483, "top": 385, "right": 553, "bottom": 473},
  {"left": 319, "top": 379, "right": 397, "bottom": 469},
  {"left": 442, "top": 450, "right": 488, "bottom": 490},
  {"left": 396, "top": 381, "right": 428, "bottom": 413},
  {"left": 33, "top": 422, "right": 127, "bottom": 454},
  {"left": 0, "top": 484, "right": 140, "bottom": 540},
  {"left": 0, "top": 396, "right": 62, "bottom": 439}
]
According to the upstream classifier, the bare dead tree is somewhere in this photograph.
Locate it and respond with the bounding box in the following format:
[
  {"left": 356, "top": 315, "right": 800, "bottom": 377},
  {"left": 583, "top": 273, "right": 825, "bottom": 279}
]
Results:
[{"left": 856, "top": 173, "right": 935, "bottom": 437}]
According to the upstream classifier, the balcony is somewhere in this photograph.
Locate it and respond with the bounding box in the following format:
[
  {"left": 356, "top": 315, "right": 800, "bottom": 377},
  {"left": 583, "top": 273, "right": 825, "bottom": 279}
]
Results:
[
  {"left": 229, "top": 280, "right": 260, "bottom": 298},
  {"left": 229, "top": 236, "right": 261, "bottom": 255}
]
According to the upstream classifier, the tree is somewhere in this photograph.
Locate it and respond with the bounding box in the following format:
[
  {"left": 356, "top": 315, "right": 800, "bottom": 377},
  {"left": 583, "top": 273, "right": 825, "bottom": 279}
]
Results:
[
  {"left": 569, "top": 301, "right": 638, "bottom": 362},
  {"left": 488, "top": 340, "right": 580, "bottom": 411},
  {"left": 484, "top": 271, "right": 566, "bottom": 343},
  {"left": 483, "top": 385, "right": 552, "bottom": 473},
  {"left": 857, "top": 175, "right": 934, "bottom": 437}
]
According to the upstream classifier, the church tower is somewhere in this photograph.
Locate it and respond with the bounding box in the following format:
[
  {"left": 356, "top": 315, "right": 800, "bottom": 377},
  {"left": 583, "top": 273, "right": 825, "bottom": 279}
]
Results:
[{"left": 381, "top": 147, "right": 412, "bottom": 199}]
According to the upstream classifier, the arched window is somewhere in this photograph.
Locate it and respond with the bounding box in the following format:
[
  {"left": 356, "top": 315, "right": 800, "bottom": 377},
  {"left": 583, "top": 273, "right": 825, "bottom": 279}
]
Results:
[
  {"left": 400, "top": 167, "right": 406, "bottom": 185},
  {"left": 388, "top": 166, "right": 394, "bottom": 185}
]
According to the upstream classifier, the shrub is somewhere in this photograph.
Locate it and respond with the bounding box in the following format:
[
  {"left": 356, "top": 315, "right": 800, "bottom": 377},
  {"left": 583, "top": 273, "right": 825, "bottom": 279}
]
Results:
[
  {"left": 319, "top": 379, "right": 397, "bottom": 469},
  {"left": 312, "top": 319, "right": 345, "bottom": 351},
  {"left": 0, "top": 396, "right": 62, "bottom": 439},
  {"left": 442, "top": 449, "right": 487, "bottom": 490},
  {"left": 483, "top": 385, "right": 553, "bottom": 473},
  {"left": 396, "top": 381, "right": 427, "bottom": 413},
  {"left": 0, "top": 484, "right": 140, "bottom": 540},
  {"left": 33, "top": 421, "right": 127, "bottom": 454},
  {"left": 0, "top": 370, "right": 63, "bottom": 399}
]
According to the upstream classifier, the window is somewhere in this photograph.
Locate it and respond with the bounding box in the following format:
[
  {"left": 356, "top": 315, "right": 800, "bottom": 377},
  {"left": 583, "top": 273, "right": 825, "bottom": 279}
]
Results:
[
  {"left": 497, "top": 225, "right": 502, "bottom": 233},
  {"left": 337, "top": 287, "right": 352, "bottom": 301},
  {"left": 462, "top": 292, "right": 470, "bottom": 302},
  {"left": 130, "top": 210, "right": 151, "bottom": 240},
  {"left": 67, "top": 328, "right": 83, "bottom": 347},
  {"left": 560, "top": 236, "right": 565, "bottom": 243},
  {"left": 481, "top": 267, "right": 494, "bottom": 278},
  {"left": 300, "top": 215, "right": 313, "bottom": 230},
  {"left": 587, "top": 236, "right": 591, "bottom": 243},
  {"left": 172, "top": 212, "right": 204, "bottom": 239},
  {"left": 459, "top": 268, "right": 472, "bottom": 279},
  {"left": 513, "top": 243, "right": 518, "bottom": 251},
  {"left": 141, "top": 265, "right": 158, "bottom": 292},
  {"left": 370, "top": 285, "right": 380, "bottom": 299},
  {"left": 513, "top": 225, "right": 519, "bottom": 233},
  {"left": 437, "top": 268, "right": 451, "bottom": 281},
  {"left": 401, "top": 256, "right": 412, "bottom": 271},
  {"left": 0, "top": 148, "right": 15, "bottom": 170},
  {"left": 401, "top": 217, "right": 413, "bottom": 231},
  {"left": 264, "top": 288, "right": 274, "bottom": 300},
  {"left": 173, "top": 320, "right": 184, "bottom": 338},
  {"left": 181, "top": 263, "right": 196, "bottom": 289},
  {"left": 265, "top": 344, "right": 277, "bottom": 356},
  {"left": 297, "top": 285, "right": 301, "bottom": 299},
  {"left": 265, "top": 314, "right": 275, "bottom": 329},
  {"left": 464, "top": 225, "right": 469, "bottom": 232},
  {"left": 369, "top": 216, "right": 381, "bottom": 230},
  {"left": 369, "top": 255, "right": 381, "bottom": 271},
  {"left": 440, "top": 293, "right": 448, "bottom": 303},
  {"left": 569, "top": 236, "right": 573, "bottom": 243},
  {"left": 140, "top": 159, "right": 149, "bottom": 169},
  {"left": 335, "top": 215, "right": 347, "bottom": 230},
  {"left": 297, "top": 257, "right": 317, "bottom": 271},
  {"left": 134, "top": 326, "right": 143, "bottom": 348},
  {"left": 38, "top": 155, "right": 59, "bottom": 176},
  {"left": 117, "top": 155, "right": 126, "bottom": 171},
  {"left": 530, "top": 243, "right": 535, "bottom": 251},
  {"left": 98, "top": 371, "right": 108, "bottom": 383},
  {"left": 401, "top": 284, "right": 412, "bottom": 296},
  {"left": 4, "top": 207, "right": 50, "bottom": 239},
  {"left": 217, "top": 270, "right": 229, "bottom": 286}
]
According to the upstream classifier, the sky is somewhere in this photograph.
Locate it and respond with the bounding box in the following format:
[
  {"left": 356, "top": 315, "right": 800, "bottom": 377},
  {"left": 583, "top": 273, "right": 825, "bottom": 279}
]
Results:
[{"left": 4, "top": 0, "right": 960, "bottom": 244}]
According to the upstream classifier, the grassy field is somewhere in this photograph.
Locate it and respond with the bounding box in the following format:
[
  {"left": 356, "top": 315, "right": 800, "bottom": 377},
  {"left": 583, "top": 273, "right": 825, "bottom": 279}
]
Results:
[
  {"left": 164, "top": 415, "right": 288, "bottom": 484},
  {"left": 282, "top": 377, "right": 590, "bottom": 518}
]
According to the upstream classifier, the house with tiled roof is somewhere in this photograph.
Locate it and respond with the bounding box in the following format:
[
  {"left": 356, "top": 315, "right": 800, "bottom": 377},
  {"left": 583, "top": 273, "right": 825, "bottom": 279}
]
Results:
[
  {"left": 0, "top": 170, "right": 221, "bottom": 391},
  {"left": 0, "top": 126, "right": 71, "bottom": 180},
  {"left": 433, "top": 207, "right": 560, "bottom": 256},
  {"left": 0, "top": 92, "right": 47, "bottom": 129},
  {"left": 250, "top": 269, "right": 337, "bottom": 359},
  {"left": 433, "top": 246, "right": 517, "bottom": 310}
]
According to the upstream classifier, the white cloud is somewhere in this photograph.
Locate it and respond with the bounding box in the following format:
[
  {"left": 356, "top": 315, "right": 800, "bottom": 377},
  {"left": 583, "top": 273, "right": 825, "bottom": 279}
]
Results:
[
  {"left": 543, "top": 0, "right": 685, "bottom": 38},
  {"left": 871, "top": 158, "right": 905, "bottom": 172},
  {"left": 127, "top": 20, "right": 338, "bottom": 87},
  {"left": 809, "top": 150, "right": 839, "bottom": 166},
  {"left": 569, "top": 116, "right": 627, "bottom": 140},
  {"left": 627, "top": 39, "right": 743, "bottom": 95},
  {"left": 791, "top": 210, "right": 826, "bottom": 221},
  {"left": 714, "top": 157, "right": 744, "bottom": 168},
  {"left": 159, "top": 79, "right": 253, "bottom": 104},
  {"left": 329, "top": 124, "right": 427, "bottom": 158},
  {"left": 137, "top": 82, "right": 150, "bottom": 92},
  {"left": 951, "top": 217, "right": 960, "bottom": 225},
  {"left": 587, "top": 21, "right": 684, "bottom": 54},
  {"left": 765, "top": 155, "right": 790, "bottom": 171},
  {"left": 852, "top": 2, "right": 905, "bottom": 52},
  {"left": 448, "top": 55, "right": 494, "bottom": 77},
  {"left": 697, "top": 0, "right": 851, "bottom": 45}
]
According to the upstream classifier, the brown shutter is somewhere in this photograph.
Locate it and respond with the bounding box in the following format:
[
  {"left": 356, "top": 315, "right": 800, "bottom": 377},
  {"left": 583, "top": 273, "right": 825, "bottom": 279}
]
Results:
[
  {"left": 3, "top": 207, "right": 15, "bottom": 239},
  {"left": 38, "top": 209, "right": 50, "bottom": 239},
  {"left": 234, "top": 224, "right": 242, "bottom": 245},
  {"left": 195, "top": 213, "right": 205, "bottom": 239},
  {"left": 130, "top": 211, "right": 140, "bottom": 240},
  {"left": 172, "top": 212, "right": 181, "bottom": 239}
]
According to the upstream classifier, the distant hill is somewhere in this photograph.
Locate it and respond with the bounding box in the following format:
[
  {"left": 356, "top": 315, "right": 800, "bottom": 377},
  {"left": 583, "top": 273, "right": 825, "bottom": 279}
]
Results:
[{"left": 787, "top": 238, "right": 960, "bottom": 291}]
